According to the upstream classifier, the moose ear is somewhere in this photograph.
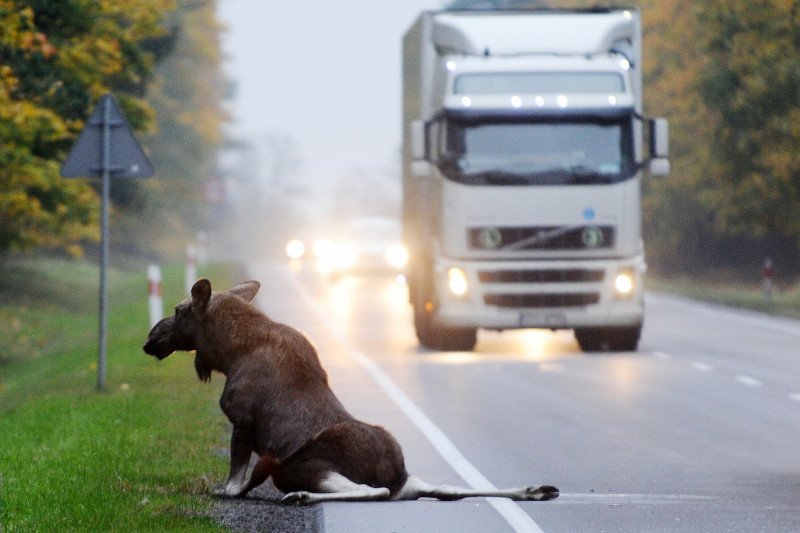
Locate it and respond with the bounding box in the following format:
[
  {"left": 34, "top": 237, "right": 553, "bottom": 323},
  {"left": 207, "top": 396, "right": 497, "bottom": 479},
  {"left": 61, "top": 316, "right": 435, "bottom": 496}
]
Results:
[
  {"left": 229, "top": 280, "right": 260, "bottom": 303},
  {"left": 191, "top": 279, "right": 212, "bottom": 316}
]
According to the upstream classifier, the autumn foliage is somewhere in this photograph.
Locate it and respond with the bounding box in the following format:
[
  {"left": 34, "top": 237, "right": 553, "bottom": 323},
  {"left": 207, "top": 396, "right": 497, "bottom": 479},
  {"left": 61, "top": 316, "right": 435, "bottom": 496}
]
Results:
[
  {"left": 0, "top": 1, "right": 169, "bottom": 255},
  {"left": 1, "top": 0, "right": 225, "bottom": 259},
  {"left": 548, "top": 0, "right": 800, "bottom": 276}
]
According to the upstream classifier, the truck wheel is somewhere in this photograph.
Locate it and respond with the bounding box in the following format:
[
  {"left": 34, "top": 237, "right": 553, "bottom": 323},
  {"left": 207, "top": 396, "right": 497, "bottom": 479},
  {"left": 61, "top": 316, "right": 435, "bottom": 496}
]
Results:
[
  {"left": 414, "top": 305, "right": 477, "bottom": 351},
  {"left": 574, "top": 324, "right": 641, "bottom": 353}
]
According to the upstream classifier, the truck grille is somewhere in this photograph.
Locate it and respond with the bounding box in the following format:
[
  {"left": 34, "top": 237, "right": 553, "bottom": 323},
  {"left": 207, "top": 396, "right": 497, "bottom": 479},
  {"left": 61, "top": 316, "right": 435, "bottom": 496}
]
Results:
[
  {"left": 469, "top": 225, "right": 615, "bottom": 251},
  {"left": 478, "top": 269, "right": 604, "bottom": 283},
  {"left": 478, "top": 267, "right": 603, "bottom": 309},
  {"left": 484, "top": 293, "right": 600, "bottom": 308}
]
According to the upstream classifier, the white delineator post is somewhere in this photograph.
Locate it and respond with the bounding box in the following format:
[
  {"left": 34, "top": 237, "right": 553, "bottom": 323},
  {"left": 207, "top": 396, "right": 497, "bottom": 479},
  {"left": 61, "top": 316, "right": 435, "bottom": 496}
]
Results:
[
  {"left": 185, "top": 244, "right": 198, "bottom": 295},
  {"left": 197, "top": 231, "right": 208, "bottom": 265},
  {"left": 147, "top": 264, "right": 163, "bottom": 329}
]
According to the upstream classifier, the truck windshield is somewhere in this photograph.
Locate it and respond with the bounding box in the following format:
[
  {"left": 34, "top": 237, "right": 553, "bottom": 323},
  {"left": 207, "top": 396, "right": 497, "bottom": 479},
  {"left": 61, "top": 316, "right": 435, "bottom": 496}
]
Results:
[{"left": 440, "top": 118, "right": 634, "bottom": 185}]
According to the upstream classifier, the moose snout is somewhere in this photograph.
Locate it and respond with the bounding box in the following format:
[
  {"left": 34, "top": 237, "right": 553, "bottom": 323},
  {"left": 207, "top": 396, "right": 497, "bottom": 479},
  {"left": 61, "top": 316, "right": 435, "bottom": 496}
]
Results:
[
  {"left": 143, "top": 337, "right": 159, "bottom": 356},
  {"left": 143, "top": 317, "right": 175, "bottom": 359},
  {"left": 143, "top": 336, "right": 170, "bottom": 360}
]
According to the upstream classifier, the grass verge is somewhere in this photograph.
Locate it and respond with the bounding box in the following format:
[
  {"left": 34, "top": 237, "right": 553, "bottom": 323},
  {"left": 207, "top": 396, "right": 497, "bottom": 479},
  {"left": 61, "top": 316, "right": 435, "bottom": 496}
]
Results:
[
  {"left": 0, "top": 258, "right": 235, "bottom": 531},
  {"left": 648, "top": 275, "right": 800, "bottom": 320}
]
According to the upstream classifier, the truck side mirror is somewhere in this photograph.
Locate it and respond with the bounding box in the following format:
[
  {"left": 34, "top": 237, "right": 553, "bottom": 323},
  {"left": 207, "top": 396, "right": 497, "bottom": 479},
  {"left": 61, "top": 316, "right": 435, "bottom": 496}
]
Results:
[
  {"left": 410, "top": 120, "right": 427, "bottom": 161},
  {"left": 649, "top": 118, "right": 669, "bottom": 158},
  {"left": 648, "top": 158, "right": 670, "bottom": 176},
  {"left": 648, "top": 117, "right": 670, "bottom": 176}
]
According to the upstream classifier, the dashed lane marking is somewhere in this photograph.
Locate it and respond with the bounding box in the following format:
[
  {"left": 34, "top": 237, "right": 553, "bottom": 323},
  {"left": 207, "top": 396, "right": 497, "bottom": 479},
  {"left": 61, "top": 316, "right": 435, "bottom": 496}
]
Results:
[
  {"left": 650, "top": 351, "right": 800, "bottom": 403},
  {"left": 690, "top": 361, "right": 714, "bottom": 372},
  {"left": 734, "top": 375, "right": 762, "bottom": 387}
]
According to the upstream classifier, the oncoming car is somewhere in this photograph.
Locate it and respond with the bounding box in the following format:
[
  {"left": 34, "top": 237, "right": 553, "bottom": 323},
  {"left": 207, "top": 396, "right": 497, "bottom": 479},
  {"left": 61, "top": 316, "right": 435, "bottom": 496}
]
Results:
[{"left": 321, "top": 217, "right": 408, "bottom": 278}]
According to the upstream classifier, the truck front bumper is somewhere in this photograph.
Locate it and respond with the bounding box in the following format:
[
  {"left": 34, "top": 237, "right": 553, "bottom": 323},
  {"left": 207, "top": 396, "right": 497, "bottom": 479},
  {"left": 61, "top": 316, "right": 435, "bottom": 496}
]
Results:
[{"left": 432, "top": 256, "right": 645, "bottom": 330}]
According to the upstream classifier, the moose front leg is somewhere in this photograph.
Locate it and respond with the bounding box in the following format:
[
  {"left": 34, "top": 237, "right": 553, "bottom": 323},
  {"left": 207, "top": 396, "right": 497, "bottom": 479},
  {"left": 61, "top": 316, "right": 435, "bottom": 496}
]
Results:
[{"left": 222, "top": 426, "right": 255, "bottom": 497}]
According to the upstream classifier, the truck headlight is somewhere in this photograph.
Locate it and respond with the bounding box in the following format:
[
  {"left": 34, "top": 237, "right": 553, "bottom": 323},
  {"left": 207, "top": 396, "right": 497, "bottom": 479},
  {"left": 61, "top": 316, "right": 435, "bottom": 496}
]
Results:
[
  {"left": 447, "top": 267, "right": 468, "bottom": 297},
  {"left": 614, "top": 269, "right": 635, "bottom": 297}
]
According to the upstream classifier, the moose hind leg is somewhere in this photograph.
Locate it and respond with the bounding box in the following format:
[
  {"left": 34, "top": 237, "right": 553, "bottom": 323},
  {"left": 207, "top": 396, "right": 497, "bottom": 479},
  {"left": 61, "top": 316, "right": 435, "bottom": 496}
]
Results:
[
  {"left": 238, "top": 454, "right": 279, "bottom": 496},
  {"left": 281, "top": 472, "right": 390, "bottom": 505},
  {"left": 396, "top": 475, "right": 559, "bottom": 502}
]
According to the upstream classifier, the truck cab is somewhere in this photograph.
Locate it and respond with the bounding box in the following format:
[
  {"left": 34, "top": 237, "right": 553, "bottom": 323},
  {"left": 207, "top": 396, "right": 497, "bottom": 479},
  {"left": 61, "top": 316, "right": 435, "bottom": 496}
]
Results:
[{"left": 402, "top": 9, "right": 669, "bottom": 351}]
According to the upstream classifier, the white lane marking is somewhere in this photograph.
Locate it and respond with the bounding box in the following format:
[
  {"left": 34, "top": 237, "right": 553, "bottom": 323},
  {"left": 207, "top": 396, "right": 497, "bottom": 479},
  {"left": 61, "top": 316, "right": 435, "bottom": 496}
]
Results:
[
  {"left": 734, "top": 375, "right": 762, "bottom": 387},
  {"left": 653, "top": 349, "right": 798, "bottom": 403},
  {"left": 560, "top": 492, "right": 713, "bottom": 504},
  {"left": 281, "top": 270, "right": 546, "bottom": 533},
  {"left": 690, "top": 361, "right": 713, "bottom": 372},
  {"left": 538, "top": 363, "right": 564, "bottom": 373}
]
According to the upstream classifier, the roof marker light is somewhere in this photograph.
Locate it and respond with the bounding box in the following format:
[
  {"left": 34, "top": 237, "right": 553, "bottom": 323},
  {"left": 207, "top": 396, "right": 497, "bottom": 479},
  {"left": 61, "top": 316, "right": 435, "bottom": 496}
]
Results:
[
  {"left": 620, "top": 58, "right": 631, "bottom": 70},
  {"left": 446, "top": 60, "right": 456, "bottom": 71},
  {"left": 623, "top": 10, "right": 633, "bottom": 20},
  {"left": 511, "top": 95, "right": 522, "bottom": 108},
  {"left": 557, "top": 95, "right": 568, "bottom": 108}
]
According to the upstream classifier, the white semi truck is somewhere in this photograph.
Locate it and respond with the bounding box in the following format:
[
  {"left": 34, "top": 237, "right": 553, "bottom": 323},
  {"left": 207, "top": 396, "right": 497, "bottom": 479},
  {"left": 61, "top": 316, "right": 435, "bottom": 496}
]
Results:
[{"left": 402, "top": 8, "right": 669, "bottom": 352}]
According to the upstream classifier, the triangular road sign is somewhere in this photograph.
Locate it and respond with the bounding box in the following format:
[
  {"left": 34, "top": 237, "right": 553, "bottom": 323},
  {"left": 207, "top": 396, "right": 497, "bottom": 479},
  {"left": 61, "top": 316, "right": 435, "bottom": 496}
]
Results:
[{"left": 61, "top": 93, "right": 154, "bottom": 178}]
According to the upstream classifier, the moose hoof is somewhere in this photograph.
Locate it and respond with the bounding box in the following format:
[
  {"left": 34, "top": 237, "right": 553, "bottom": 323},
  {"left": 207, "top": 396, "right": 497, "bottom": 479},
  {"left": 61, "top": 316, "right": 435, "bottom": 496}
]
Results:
[
  {"left": 212, "top": 482, "right": 249, "bottom": 499},
  {"left": 213, "top": 486, "right": 239, "bottom": 499},
  {"left": 526, "top": 485, "right": 559, "bottom": 501},
  {"left": 281, "top": 491, "right": 313, "bottom": 505}
]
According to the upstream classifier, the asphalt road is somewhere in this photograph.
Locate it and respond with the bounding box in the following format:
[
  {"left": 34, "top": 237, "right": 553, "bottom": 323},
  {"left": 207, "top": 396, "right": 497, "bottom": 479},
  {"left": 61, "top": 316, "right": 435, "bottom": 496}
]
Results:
[{"left": 227, "top": 261, "right": 800, "bottom": 533}]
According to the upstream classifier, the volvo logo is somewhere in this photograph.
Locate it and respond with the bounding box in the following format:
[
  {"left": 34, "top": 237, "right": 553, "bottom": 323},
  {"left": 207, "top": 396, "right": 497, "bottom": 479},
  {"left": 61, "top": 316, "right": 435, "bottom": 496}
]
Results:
[
  {"left": 478, "top": 227, "right": 502, "bottom": 249},
  {"left": 581, "top": 227, "right": 604, "bottom": 248}
]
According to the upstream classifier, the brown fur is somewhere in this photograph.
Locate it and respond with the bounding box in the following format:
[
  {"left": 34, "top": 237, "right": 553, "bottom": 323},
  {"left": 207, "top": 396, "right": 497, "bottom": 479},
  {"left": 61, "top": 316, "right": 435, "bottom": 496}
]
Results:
[{"left": 143, "top": 279, "right": 558, "bottom": 504}]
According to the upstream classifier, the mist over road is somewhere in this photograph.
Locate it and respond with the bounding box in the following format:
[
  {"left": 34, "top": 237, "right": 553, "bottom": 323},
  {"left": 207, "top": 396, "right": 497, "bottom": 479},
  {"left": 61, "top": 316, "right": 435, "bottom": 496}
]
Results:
[{"left": 243, "top": 261, "right": 800, "bottom": 532}]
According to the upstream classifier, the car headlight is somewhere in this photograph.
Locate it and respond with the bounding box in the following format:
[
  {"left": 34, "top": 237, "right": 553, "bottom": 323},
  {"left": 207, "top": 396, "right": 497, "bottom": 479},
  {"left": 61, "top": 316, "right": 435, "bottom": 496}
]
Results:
[
  {"left": 447, "top": 267, "right": 468, "bottom": 297},
  {"left": 331, "top": 242, "right": 356, "bottom": 271},
  {"left": 385, "top": 244, "right": 408, "bottom": 268},
  {"left": 313, "top": 238, "right": 334, "bottom": 260},
  {"left": 285, "top": 239, "right": 305, "bottom": 260}
]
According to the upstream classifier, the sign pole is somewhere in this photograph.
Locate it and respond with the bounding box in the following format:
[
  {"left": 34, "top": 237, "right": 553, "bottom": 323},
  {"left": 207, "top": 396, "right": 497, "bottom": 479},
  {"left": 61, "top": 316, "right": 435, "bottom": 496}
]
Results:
[
  {"left": 98, "top": 96, "right": 111, "bottom": 392},
  {"left": 60, "top": 92, "right": 155, "bottom": 393}
]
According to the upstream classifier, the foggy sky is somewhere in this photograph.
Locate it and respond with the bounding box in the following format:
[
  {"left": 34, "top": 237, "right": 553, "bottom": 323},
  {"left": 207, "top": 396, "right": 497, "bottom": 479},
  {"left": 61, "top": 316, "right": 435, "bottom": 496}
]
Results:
[{"left": 217, "top": 1, "right": 445, "bottom": 189}]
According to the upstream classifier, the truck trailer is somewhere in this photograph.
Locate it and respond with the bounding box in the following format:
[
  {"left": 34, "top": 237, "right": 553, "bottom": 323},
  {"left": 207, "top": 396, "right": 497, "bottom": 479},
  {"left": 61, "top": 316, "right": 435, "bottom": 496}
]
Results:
[{"left": 401, "top": 8, "right": 669, "bottom": 352}]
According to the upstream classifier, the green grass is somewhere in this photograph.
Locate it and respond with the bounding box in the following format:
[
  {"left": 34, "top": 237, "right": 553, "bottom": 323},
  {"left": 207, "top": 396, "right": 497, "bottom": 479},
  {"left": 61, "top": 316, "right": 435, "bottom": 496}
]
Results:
[
  {"left": 648, "top": 275, "right": 800, "bottom": 320},
  {"left": 0, "top": 258, "right": 234, "bottom": 531}
]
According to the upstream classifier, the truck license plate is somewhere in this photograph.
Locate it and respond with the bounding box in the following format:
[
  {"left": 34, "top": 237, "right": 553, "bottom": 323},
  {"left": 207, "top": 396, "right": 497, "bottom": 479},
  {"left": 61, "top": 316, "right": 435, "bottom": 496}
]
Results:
[{"left": 519, "top": 311, "right": 566, "bottom": 328}]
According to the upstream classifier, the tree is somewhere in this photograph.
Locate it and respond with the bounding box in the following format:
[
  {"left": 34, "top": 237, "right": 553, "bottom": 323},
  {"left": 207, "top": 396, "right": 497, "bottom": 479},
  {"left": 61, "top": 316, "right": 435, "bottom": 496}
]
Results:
[
  {"left": 698, "top": 1, "right": 800, "bottom": 240},
  {"left": 0, "top": 0, "right": 174, "bottom": 256},
  {"left": 1, "top": 3, "right": 89, "bottom": 254},
  {"left": 124, "top": 0, "right": 228, "bottom": 258},
  {"left": 635, "top": 0, "right": 721, "bottom": 273}
]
